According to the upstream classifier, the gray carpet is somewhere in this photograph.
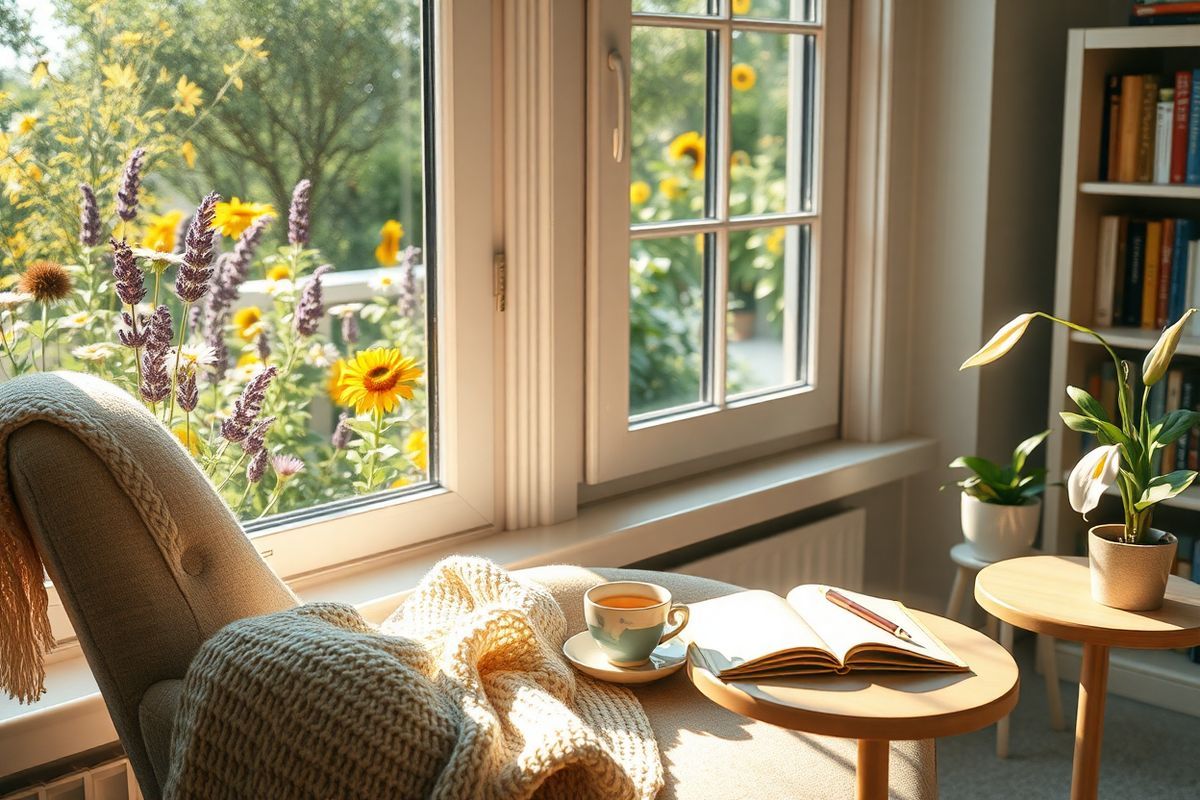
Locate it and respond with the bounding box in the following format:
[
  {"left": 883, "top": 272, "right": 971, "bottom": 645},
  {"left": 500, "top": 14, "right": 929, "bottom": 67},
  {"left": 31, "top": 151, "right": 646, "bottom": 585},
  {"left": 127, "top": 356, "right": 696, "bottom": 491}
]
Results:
[{"left": 937, "top": 636, "right": 1200, "bottom": 799}]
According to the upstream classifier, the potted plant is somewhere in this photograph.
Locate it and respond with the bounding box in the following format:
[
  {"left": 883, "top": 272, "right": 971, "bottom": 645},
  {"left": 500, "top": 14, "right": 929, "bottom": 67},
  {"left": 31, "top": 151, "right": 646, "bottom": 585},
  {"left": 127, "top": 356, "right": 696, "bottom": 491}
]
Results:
[
  {"left": 961, "top": 309, "right": 1198, "bottom": 610},
  {"left": 945, "top": 430, "right": 1049, "bottom": 561}
]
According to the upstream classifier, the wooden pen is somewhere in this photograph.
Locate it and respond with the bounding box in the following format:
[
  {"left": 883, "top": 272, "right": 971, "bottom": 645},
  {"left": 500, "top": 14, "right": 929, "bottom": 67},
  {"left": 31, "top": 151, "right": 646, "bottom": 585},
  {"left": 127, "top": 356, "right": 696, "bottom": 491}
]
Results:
[{"left": 823, "top": 588, "right": 922, "bottom": 647}]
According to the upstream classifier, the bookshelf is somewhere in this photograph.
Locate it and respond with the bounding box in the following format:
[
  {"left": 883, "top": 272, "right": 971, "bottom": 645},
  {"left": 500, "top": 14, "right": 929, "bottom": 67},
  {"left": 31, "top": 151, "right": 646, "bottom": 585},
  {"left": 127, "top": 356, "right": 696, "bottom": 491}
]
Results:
[{"left": 1047, "top": 25, "right": 1200, "bottom": 717}]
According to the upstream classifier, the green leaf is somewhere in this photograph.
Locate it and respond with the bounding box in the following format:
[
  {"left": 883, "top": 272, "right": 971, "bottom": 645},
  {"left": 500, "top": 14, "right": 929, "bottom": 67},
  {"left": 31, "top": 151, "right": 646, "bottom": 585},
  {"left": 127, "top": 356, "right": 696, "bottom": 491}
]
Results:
[
  {"left": 948, "top": 455, "right": 1006, "bottom": 486},
  {"left": 1135, "top": 470, "right": 1198, "bottom": 510},
  {"left": 1153, "top": 409, "right": 1200, "bottom": 445},
  {"left": 1011, "top": 429, "right": 1050, "bottom": 474},
  {"left": 1067, "top": 386, "right": 1109, "bottom": 423},
  {"left": 1059, "top": 411, "right": 1100, "bottom": 434}
]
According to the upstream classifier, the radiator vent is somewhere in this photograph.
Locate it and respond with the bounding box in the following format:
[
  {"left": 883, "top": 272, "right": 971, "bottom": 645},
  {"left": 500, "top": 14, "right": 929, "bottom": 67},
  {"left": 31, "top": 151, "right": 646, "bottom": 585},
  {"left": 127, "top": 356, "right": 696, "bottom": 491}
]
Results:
[
  {"left": 1, "top": 759, "right": 141, "bottom": 800},
  {"left": 678, "top": 508, "right": 865, "bottom": 594}
]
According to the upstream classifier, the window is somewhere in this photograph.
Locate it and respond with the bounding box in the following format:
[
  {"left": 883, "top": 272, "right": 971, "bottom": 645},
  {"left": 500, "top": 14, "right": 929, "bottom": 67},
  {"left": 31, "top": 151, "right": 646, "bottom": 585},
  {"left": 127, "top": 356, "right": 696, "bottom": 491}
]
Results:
[
  {"left": 0, "top": 0, "right": 497, "bottom": 576},
  {"left": 587, "top": 0, "right": 849, "bottom": 482}
]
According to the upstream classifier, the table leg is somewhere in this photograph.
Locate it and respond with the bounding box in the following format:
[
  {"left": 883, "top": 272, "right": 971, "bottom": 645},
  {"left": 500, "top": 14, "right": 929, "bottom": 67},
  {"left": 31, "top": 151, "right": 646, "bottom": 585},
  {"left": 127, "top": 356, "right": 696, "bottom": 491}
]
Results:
[
  {"left": 1038, "top": 634, "right": 1066, "bottom": 731},
  {"left": 1071, "top": 643, "right": 1110, "bottom": 800},
  {"left": 945, "top": 566, "right": 969, "bottom": 621},
  {"left": 995, "top": 622, "right": 1014, "bottom": 758},
  {"left": 857, "top": 739, "right": 889, "bottom": 800}
]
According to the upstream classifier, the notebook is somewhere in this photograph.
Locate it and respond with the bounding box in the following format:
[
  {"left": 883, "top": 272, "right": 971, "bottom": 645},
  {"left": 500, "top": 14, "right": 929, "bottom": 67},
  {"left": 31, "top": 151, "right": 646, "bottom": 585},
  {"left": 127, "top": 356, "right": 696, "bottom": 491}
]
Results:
[{"left": 678, "top": 585, "right": 968, "bottom": 680}]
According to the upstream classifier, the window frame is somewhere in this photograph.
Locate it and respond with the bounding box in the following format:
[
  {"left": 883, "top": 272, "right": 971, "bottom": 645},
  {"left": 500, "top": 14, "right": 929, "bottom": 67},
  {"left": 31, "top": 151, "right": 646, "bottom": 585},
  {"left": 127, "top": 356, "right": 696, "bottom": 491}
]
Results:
[
  {"left": 236, "top": 0, "right": 500, "bottom": 580},
  {"left": 586, "top": 0, "right": 850, "bottom": 484}
]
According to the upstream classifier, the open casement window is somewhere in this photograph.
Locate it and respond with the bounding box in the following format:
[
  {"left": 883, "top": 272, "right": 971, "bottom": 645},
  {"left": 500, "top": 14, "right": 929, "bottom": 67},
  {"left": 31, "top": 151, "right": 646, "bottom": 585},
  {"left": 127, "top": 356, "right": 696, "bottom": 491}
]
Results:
[
  {"left": 586, "top": 0, "right": 849, "bottom": 483},
  {"left": 1, "top": 0, "right": 497, "bottom": 583}
]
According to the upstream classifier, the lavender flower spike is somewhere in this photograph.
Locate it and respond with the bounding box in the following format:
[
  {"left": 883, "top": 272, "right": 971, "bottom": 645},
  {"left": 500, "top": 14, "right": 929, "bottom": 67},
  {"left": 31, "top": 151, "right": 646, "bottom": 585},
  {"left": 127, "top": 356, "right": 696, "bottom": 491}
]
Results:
[
  {"left": 287, "top": 179, "right": 312, "bottom": 246},
  {"left": 331, "top": 411, "right": 352, "bottom": 450},
  {"left": 118, "top": 311, "right": 150, "bottom": 349},
  {"left": 220, "top": 365, "right": 278, "bottom": 443},
  {"left": 340, "top": 313, "right": 358, "bottom": 345},
  {"left": 243, "top": 416, "right": 275, "bottom": 456},
  {"left": 116, "top": 147, "right": 146, "bottom": 223},
  {"left": 295, "top": 264, "right": 331, "bottom": 336},
  {"left": 246, "top": 448, "right": 268, "bottom": 484},
  {"left": 176, "top": 369, "right": 199, "bottom": 413},
  {"left": 110, "top": 238, "right": 146, "bottom": 306},
  {"left": 139, "top": 305, "right": 173, "bottom": 403},
  {"left": 176, "top": 192, "right": 220, "bottom": 303},
  {"left": 79, "top": 184, "right": 101, "bottom": 246}
]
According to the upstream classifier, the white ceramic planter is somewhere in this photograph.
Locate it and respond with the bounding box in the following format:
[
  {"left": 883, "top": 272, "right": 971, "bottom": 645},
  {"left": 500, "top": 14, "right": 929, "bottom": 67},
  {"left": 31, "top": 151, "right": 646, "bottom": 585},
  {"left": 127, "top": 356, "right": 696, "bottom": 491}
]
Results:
[
  {"left": 1088, "top": 524, "right": 1178, "bottom": 611},
  {"left": 960, "top": 493, "right": 1041, "bottom": 562}
]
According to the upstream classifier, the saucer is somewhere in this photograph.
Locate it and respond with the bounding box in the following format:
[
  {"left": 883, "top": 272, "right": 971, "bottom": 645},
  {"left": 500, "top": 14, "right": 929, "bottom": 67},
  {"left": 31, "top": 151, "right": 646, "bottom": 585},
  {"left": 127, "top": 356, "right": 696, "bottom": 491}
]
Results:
[{"left": 562, "top": 631, "right": 687, "bottom": 685}]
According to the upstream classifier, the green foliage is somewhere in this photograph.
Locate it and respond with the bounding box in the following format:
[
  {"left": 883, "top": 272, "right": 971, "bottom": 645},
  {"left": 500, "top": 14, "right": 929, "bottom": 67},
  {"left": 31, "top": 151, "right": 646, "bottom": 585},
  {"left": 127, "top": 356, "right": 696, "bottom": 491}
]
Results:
[{"left": 945, "top": 430, "right": 1049, "bottom": 506}]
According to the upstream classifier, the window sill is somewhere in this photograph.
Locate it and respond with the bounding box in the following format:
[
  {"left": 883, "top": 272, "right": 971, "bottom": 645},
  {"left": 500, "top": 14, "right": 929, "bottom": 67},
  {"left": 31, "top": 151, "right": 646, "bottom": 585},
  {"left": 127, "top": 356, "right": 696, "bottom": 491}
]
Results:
[{"left": 0, "top": 435, "right": 935, "bottom": 776}]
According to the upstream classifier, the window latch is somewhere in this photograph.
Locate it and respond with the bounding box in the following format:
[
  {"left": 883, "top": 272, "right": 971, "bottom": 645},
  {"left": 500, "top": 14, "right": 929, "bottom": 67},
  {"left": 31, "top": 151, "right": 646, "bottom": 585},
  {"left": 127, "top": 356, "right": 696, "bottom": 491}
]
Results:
[{"left": 494, "top": 252, "right": 506, "bottom": 312}]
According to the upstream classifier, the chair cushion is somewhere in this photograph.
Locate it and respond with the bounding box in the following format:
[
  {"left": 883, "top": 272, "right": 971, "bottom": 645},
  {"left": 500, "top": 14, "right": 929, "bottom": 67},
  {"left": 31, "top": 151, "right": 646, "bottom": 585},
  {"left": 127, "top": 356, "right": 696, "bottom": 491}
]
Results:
[{"left": 139, "top": 566, "right": 937, "bottom": 799}]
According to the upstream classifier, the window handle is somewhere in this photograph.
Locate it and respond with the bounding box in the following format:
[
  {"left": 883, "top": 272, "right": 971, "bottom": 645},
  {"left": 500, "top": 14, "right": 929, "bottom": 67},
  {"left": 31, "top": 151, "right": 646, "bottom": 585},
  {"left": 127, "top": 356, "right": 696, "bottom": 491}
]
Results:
[{"left": 607, "top": 49, "right": 626, "bottom": 163}]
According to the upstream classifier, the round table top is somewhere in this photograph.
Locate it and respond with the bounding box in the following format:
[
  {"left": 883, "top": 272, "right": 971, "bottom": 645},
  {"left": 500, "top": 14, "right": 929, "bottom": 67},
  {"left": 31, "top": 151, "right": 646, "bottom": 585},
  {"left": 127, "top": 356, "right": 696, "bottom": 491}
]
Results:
[
  {"left": 975, "top": 555, "right": 1200, "bottom": 648},
  {"left": 686, "top": 608, "right": 1019, "bottom": 741}
]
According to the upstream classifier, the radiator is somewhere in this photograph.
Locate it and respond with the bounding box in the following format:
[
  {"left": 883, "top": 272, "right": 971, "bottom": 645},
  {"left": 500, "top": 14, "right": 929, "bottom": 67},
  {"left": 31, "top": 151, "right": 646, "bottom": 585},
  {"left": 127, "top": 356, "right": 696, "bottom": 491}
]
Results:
[
  {"left": 679, "top": 508, "right": 866, "bottom": 594},
  {"left": 1, "top": 759, "right": 141, "bottom": 800}
]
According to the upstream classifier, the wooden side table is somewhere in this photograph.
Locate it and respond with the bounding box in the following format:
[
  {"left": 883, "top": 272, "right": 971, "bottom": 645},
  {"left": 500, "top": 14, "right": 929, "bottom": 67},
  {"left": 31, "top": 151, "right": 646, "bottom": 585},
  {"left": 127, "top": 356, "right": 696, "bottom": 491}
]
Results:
[
  {"left": 975, "top": 555, "right": 1200, "bottom": 800},
  {"left": 945, "top": 542, "right": 1066, "bottom": 756},
  {"left": 687, "top": 608, "right": 1019, "bottom": 800}
]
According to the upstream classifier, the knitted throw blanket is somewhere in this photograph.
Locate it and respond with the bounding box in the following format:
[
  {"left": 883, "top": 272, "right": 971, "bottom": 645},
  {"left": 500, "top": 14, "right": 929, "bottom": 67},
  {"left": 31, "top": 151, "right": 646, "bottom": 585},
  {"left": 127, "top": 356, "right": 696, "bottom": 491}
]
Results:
[{"left": 165, "top": 557, "right": 664, "bottom": 800}]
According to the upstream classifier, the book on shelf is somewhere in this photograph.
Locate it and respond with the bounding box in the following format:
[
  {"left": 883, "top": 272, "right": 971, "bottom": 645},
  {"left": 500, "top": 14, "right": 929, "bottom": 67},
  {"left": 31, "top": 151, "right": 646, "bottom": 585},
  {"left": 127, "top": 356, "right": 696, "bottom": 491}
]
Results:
[
  {"left": 1192, "top": 538, "right": 1200, "bottom": 665},
  {"left": 1100, "top": 69, "right": 1200, "bottom": 184},
  {"left": 678, "top": 585, "right": 968, "bottom": 680},
  {"left": 1132, "top": 1, "right": 1200, "bottom": 24},
  {"left": 1094, "top": 214, "right": 1200, "bottom": 330}
]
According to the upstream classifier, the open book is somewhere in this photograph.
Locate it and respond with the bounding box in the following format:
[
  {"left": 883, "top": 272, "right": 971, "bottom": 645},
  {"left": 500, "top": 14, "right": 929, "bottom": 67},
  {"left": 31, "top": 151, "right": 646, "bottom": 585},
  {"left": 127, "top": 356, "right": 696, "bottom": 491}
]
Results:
[{"left": 679, "top": 585, "right": 968, "bottom": 680}]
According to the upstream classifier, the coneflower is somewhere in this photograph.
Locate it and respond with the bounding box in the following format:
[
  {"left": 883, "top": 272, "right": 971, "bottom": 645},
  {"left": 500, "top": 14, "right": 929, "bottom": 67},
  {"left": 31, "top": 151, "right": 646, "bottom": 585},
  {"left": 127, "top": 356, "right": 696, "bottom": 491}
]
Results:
[
  {"left": 331, "top": 411, "right": 352, "bottom": 449},
  {"left": 294, "top": 264, "right": 331, "bottom": 336},
  {"left": 220, "top": 365, "right": 277, "bottom": 443},
  {"left": 18, "top": 260, "right": 72, "bottom": 305},
  {"left": 287, "top": 179, "right": 311, "bottom": 246},
  {"left": 116, "top": 147, "right": 146, "bottom": 223},
  {"left": 272, "top": 454, "right": 305, "bottom": 478},
  {"left": 140, "top": 305, "right": 173, "bottom": 404},
  {"left": 176, "top": 192, "right": 220, "bottom": 304},
  {"left": 79, "top": 184, "right": 101, "bottom": 247},
  {"left": 110, "top": 238, "right": 145, "bottom": 306}
]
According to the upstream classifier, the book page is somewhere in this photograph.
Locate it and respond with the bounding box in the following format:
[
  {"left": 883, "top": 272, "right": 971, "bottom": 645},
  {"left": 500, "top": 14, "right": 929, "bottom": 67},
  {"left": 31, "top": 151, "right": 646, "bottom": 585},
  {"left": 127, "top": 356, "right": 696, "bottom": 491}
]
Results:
[
  {"left": 676, "top": 589, "right": 837, "bottom": 676},
  {"left": 785, "top": 585, "right": 966, "bottom": 670}
]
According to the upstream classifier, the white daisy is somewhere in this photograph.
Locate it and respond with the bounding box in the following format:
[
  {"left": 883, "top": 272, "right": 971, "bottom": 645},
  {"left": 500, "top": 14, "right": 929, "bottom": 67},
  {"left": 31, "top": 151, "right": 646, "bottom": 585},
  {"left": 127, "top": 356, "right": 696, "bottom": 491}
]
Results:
[
  {"left": 303, "top": 342, "right": 339, "bottom": 368},
  {"left": 0, "top": 291, "right": 32, "bottom": 310},
  {"left": 169, "top": 344, "right": 219, "bottom": 371},
  {"left": 72, "top": 342, "right": 118, "bottom": 362},
  {"left": 369, "top": 272, "right": 398, "bottom": 293},
  {"left": 266, "top": 278, "right": 295, "bottom": 298},
  {"left": 328, "top": 302, "right": 364, "bottom": 318},
  {"left": 58, "top": 311, "right": 92, "bottom": 329}
]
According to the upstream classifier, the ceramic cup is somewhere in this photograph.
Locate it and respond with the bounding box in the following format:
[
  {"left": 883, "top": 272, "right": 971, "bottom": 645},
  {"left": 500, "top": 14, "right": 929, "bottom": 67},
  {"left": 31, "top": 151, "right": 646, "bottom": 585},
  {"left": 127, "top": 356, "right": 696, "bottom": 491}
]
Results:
[{"left": 584, "top": 580, "right": 690, "bottom": 667}]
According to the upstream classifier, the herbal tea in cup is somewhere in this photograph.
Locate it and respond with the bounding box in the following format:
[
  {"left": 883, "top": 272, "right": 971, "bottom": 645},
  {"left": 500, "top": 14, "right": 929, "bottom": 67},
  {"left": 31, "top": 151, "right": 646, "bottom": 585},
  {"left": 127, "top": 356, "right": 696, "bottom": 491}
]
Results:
[{"left": 584, "top": 580, "right": 689, "bottom": 667}]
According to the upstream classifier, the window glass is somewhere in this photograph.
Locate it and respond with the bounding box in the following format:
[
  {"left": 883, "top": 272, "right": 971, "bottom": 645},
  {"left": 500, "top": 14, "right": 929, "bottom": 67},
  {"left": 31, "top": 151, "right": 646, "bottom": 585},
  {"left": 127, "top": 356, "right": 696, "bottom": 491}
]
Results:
[{"left": 0, "top": 0, "right": 433, "bottom": 520}]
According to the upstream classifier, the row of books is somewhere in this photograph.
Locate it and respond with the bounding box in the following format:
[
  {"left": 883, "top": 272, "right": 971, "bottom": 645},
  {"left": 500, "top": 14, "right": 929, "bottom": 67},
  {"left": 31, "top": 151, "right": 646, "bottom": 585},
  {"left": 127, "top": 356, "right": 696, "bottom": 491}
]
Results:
[
  {"left": 1093, "top": 215, "right": 1200, "bottom": 329},
  {"left": 1131, "top": 1, "right": 1200, "bottom": 25},
  {"left": 1098, "top": 70, "right": 1200, "bottom": 184}
]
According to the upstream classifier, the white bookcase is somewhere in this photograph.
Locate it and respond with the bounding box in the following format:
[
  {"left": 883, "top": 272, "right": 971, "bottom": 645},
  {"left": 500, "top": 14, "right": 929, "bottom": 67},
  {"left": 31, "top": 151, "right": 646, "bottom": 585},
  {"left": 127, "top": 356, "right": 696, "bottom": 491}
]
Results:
[{"left": 1047, "top": 24, "right": 1200, "bottom": 716}]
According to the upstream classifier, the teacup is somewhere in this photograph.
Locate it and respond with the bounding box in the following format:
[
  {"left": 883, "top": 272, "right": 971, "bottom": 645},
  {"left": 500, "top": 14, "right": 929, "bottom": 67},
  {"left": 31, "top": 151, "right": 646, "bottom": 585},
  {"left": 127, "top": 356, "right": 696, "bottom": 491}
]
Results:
[{"left": 584, "top": 580, "right": 690, "bottom": 667}]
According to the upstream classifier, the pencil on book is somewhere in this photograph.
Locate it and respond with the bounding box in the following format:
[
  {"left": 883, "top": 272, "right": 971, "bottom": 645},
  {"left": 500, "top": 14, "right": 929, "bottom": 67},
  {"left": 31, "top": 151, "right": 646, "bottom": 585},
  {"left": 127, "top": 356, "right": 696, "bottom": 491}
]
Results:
[{"left": 822, "top": 588, "right": 924, "bottom": 648}]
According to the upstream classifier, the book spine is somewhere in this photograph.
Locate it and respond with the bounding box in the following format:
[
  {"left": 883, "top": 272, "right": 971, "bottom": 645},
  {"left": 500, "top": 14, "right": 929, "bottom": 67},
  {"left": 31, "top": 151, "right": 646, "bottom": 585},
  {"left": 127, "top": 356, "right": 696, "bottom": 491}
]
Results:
[
  {"left": 1155, "top": 90, "right": 1175, "bottom": 184},
  {"left": 1163, "top": 369, "right": 1184, "bottom": 469},
  {"left": 1131, "top": 13, "right": 1200, "bottom": 24},
  {"left": 1101, "top": 75, "right": 1120, "bottom": 181},
  {"left": 1142, "top": 220, "right": 1163, "bottom": 328},
  {"left": 1189, "top": 70, "right": 1200, "bottom": 184},
  {"left": 1169, "top": 218, "right": 1191, "bottom": 322},
  {"left": 1124, "top": 220, "right": 1147, "bottom": 326},
  {"left": 1179, "top": 373, "right": 1196, "bottom": 471},
  {"left": 1133, "top": 1, "right": 1200, "bottom": 14},
  {"left": 1158, "top": 218, "right": 1176, "bottom": 327},
  {"left": 1095, "top": 216, "right": 1120, "bottom": 327},
  {"left": 1138, "top": 76, "right": 1160, "bottom": 182},
  {"left": 1189, "top": 239, "right": 1200, "bottom": 336},
  {"left": 1173, "top": 71, "right": 1192, "bottom": 183},
  {"left": 1119, "top": 75, "right": 1144, "bottom": 183}
]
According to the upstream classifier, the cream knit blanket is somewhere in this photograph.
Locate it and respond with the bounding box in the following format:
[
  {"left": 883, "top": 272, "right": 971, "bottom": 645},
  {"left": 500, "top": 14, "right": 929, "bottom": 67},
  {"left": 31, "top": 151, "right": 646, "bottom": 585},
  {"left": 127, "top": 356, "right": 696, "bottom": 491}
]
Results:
[{"left": 164, "top": 557, "right": 664, "bottom": 800}]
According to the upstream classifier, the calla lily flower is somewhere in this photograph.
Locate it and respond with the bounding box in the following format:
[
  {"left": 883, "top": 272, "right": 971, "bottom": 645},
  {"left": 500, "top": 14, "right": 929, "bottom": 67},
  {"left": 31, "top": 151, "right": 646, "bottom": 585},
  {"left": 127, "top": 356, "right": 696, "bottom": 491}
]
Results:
[
  {"left": 1068, "top": 444, "right": 1121, "bottom": 517},
  {"left": 1142, "top": 308, "right": 1197, "bottom": 386},
  {"left": 960, "top": 313, "right": 1035, "bottom": 370}
]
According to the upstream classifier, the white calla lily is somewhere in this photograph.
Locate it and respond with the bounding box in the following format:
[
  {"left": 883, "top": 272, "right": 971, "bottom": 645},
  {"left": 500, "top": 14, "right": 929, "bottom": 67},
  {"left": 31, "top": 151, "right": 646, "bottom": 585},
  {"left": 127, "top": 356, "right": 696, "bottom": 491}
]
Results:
[
  {"left": 960, "top": 313, "right": 1035, "bottom": 370},
  {"left": 1142, "top": 308, "right": 1197, "bottom": 386},
  {"left": 1068, "top": 444, "right": 1121, "bottom": 517}
]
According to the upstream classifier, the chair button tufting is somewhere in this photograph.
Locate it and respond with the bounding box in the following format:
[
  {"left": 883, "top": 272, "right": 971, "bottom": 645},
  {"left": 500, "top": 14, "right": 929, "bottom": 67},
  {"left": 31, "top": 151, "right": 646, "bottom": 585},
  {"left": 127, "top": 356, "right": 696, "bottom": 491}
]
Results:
[{"left": 181, "top": 548, "right": 206, "bottom": 576}]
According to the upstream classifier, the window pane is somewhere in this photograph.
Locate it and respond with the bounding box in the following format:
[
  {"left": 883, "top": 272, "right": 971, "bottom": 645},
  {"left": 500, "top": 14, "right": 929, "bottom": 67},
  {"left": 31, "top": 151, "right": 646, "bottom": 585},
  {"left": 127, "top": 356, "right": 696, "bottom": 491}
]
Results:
[
  {"left": 0, "top": 0, "right": 433, "bottom": 520},
  {"left": 730, "top": 30, "right": 816, "bottom": 216},
  {"left": 727, "top": 225, "right": 809, "bottom": 397},
  {"left": 631, "top": 25, "right": 715, "bottom": 225},
  {"left": 630, "top": 234, "right": 710, "bottom": 417},
  {"left": 634, "top": 0, "right": 715, "bottom": 14},
  {"left": 732, "top": 0, "right": 819, "bottom": 23}
]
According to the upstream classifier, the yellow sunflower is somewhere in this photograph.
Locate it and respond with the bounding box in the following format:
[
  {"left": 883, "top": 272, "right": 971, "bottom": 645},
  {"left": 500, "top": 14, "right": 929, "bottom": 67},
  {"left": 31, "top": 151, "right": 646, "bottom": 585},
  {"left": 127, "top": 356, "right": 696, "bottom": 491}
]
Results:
[
  {"left": 659, "top": 177, "right": 683, "bottom": 200},
  {"left": 668, "top": 131, "right": 705, "bottom": 179},
  {"left": 328, "top": 358, "right": 346, "bottom": 402},
  {"left": 404, "top": 429, "right": 428, "bottom": 472},
  {"left": 375, "top": 219, "right": 404, "bottom": 266},
  {"left": 337, "top": 348, "right": 423, "bottom": 416},
  {"left": 232, "top": 306, "right": 264, "bottom": 340},
  {"left": 267, "top": 264, "right": 292, "bottom": 281},
  {"left": 212, "top": 197, "right": 275, "bottom": 239},
  {"left": 141, "top": 210, "right": 183, "bottom": 253},
  {"left": 629, "top": 180, "right": 651, "bottom": 205},
  {"left": 731, "top": 63, "right": 757, "bottom": 92},
  {"left": 765, "top": 227, "right": 786, "bottom": 255},
  {"left": 732, "top": 0, "right": 751, "bottom": 13}
]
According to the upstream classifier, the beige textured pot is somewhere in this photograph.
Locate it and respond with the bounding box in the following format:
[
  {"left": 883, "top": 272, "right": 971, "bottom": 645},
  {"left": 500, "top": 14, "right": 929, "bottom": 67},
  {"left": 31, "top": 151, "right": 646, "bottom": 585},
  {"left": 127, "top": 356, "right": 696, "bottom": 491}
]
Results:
[
  {"left": 960, "top": 493, "right": 1041, "bottom": 562},
  {"left": 1088, "top": 524, "right": 1178, "bottom": 611}
]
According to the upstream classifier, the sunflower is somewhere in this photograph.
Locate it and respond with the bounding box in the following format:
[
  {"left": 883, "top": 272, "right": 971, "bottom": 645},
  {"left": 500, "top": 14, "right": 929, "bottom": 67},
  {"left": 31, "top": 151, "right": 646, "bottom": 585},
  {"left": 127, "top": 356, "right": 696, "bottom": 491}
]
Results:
[
  {"left": 375, "top": 219, "right": 404, "bottom": 266},
  {"left": 629, "top": 181, "right": 651, "bottom": 205},
  {"left": 732, "top": 0, "right": 751, "bottom": 13},
  {"left": 212, "top": 197, "right": 275, "bottom": 239},
  {"left": 668, "top": 131, "right": 705, "bottom": 179},
  {"left": 405, "top": 428, "right": 428, "bottom": 472},
  {"left": 266, "top": 264, "right": 292, "bottom": 281},
  {"left": 731, "top": 63, "right": 757, "bottom": 92},
  {"left": 765, "top": 227, "right": 786, "bottom": 255},
  {"left": 337, "top": 348, "right": 423, "bottom": 416},
  {"left": 658, "top": 177, "right": 683, "bottom": 200},
  {"left": 232, "top": 306, "right": 264, "bottom": 340},
  {"left": 142, "top": 210, "right": 183, "bottom": 253}
]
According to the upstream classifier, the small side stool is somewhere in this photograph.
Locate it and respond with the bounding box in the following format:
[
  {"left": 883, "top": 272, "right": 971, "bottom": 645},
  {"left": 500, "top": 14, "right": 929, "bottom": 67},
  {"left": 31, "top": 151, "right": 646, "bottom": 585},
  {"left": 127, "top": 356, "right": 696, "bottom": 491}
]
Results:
[{"left": 946, "top": 542, "right": 1066, "bottom": 757}]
